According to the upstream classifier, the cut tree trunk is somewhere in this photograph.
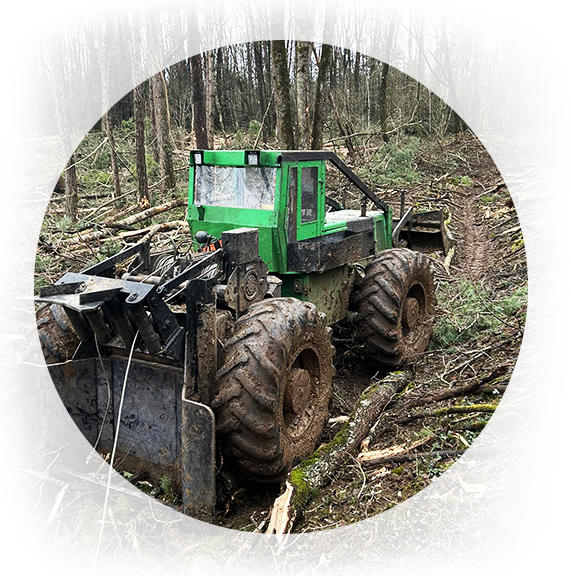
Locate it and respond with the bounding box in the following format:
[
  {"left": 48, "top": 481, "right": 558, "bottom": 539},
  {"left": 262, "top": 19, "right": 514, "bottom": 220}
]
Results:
[{"left": 266, "top": 371, "right": 410, "bottom": 534}]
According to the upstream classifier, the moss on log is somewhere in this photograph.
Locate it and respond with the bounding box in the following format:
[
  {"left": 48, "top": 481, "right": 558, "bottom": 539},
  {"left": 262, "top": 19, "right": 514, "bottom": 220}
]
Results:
[{"left": 266, "top": 371, "right": 411, "bottom": 534}]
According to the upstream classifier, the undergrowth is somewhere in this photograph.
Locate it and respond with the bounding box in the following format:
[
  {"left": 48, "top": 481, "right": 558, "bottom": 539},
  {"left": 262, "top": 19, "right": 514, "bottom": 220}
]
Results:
[{"left": 432, "top": 279, "right": 527, "bottom": 347}]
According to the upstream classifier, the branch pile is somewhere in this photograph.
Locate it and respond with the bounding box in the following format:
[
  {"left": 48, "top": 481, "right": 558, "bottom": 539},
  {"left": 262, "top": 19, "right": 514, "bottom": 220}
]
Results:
[{"left": 63, "top": 197, "right": 188, "bottom": 246}]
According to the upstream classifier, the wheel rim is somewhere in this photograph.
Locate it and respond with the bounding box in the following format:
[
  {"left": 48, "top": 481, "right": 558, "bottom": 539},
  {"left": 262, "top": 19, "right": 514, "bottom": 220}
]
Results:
[
  {"left": 283, "top": 347, "right": 320, "bottom": 438},
  {"left": 402, "top": 283, "right": 427, "bottom": 342}
]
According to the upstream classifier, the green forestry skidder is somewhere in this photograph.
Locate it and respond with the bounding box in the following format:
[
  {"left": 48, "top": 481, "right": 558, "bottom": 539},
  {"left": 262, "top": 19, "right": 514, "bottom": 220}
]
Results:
[{"left": 36, "top": 148, "right": 453, "bottom": 521}]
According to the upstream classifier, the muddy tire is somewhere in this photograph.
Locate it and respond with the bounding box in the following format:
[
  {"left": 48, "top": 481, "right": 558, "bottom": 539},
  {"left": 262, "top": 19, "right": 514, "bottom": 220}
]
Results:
[
  {"left": 212, "top": 298, "right": 334, "bottom": 482},
  {"left": 351, "top": 249, "right": 435, "bottom": 367},
  {"left": 36, "top": 304, "right": 80, "bottom": 363}
]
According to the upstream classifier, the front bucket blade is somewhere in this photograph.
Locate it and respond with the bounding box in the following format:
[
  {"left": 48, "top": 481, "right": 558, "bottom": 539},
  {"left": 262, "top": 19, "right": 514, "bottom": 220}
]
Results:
[
  {"left": 181, "top": 398, "right": 216, "bottom": 522},
  {"left": 394, "top": 209, "right": 455, "bottom": 255},
  {"left": 46, "top": 355, "right": 216, "bottom": 522}
]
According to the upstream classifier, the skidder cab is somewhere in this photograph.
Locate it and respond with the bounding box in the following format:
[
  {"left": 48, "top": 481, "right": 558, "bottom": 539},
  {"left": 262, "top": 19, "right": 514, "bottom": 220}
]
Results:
[{"left": 36, "top": 148, "right": 453, "bottom": 522}]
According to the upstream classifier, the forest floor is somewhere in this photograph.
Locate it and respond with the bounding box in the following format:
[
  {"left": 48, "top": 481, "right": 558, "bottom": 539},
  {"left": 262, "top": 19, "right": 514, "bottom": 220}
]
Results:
[{"left": 0, "top": 131, "right": 571, "bottom": 576}]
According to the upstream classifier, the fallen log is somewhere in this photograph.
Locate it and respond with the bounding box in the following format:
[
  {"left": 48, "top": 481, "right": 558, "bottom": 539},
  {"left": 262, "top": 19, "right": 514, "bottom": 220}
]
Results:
[
  {"left": 360, "top": 446, "right": 529, "bottom": 467},
  {"left": 63, "top": 197, "right": 187, "bottom": 245},
  {"left": 391, "top": 403, "right": 497, "bottom": 427},
  {"left": 265, "top": 371, "right": 411, "bottom": 535},
  {"left": 119, "top": 220, "right": 189, "bottom": 243},
  {"left": 362, "top": 366, "right": 508, "bottom": 448},
  {"left": 407, "top": 365, "right": 509, "bottom": 410},
  {"left": 451, "top": 414, "right": 521, "bottom": 432}
]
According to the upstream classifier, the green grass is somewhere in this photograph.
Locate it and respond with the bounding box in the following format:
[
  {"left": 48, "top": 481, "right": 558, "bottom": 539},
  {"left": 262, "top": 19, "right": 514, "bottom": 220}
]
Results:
[
  {"left": 365, "top": 137, "right": 421, "bottom": 187},
  {"left": 432, "top": 280, "right": 527, "bottom": 347}
]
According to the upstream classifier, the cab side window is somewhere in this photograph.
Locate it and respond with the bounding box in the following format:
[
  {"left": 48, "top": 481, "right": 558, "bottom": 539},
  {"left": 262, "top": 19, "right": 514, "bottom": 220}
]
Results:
[
  {"left": 287, "top": 167, "right": 298, "bottom": 241},
  {"left": 300, "top": 166, "right": 318, "bottom": 223}
]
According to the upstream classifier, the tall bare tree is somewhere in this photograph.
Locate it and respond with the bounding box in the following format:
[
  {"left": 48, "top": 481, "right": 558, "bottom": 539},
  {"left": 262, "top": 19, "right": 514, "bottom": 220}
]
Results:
[
  {"left": 439, "top": 17, "right": 465, "bottom": 134},
  {"left": 204, "top": 0, "right": 216, "bottom": 148},
  {"left": 379, "top": 15, "right": 397, "bottom": 140},
  {"left": 98, "top": 21, "right": 122, "bottom": 203},
  {"left": 186, "top": 0, "right": 209, "bottom": 148},
  {"left": 295, "top": 41, "right": 312, "bottom": 148},
  {"left": 146, "top": 0, "right": 174, "bottom": 190},
  {"left": 270, "top": 40, "right": 296, "bottom": 150},
  {"left": 310, "top": 43, "right": 333, "bottom": 150},
  {"left": 46, "top": 12, "right": 77, "bottom": 222},
  {"left": 130, "top": 21, "right": 149, "bottom": 208}
]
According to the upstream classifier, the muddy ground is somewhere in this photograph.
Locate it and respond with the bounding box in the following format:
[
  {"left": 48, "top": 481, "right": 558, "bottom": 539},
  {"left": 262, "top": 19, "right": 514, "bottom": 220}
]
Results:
[{"left": 0, "top": 132, "right": 571, "bottom": 576}]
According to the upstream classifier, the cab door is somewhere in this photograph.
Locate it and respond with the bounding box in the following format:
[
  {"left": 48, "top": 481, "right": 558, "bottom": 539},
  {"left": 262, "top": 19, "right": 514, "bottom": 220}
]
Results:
[{"left": 286, "top": 161, "right": 324, "bottom": 242}]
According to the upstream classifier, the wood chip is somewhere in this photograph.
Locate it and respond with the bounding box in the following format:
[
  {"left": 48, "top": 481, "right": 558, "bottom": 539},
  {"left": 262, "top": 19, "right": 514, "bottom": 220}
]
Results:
[{"left": 358, "top": 436, "right": 434, "bottom": 465}]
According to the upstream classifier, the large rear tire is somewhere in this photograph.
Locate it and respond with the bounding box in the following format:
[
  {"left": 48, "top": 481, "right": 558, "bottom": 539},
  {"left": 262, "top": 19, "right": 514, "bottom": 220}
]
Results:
[
  {"left": 36, "top": 304, "right": 80, "bottom": 363},
  {"left": 212, "top": 298, "right": 334, "bottom": 482},
  {"left": 351, "top": 249, "right": 435, "bottom": 367}
]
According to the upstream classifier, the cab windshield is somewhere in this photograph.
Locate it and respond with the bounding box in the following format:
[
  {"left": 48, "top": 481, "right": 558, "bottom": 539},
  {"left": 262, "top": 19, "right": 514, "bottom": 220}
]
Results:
[{"left": 194, "top": 165, "right": 277, "bottom": 210}]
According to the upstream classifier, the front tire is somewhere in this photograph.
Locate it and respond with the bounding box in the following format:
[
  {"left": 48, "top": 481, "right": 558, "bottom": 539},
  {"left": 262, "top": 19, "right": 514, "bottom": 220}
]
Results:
[
  {"left": 212, "top": 298, "right": 334, "bottom": 482},
  {"left": 351, "top": 249, "right": 435, "bottom": 367}
]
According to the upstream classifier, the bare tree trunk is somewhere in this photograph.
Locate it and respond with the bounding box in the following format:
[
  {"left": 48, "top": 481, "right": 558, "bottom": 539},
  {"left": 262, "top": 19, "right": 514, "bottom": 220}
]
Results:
[
  {"left": 253, "top": 42, "right": 268, "bottom": 144},
  {"left": 295, "top": 41, "right": 311, "bottom": 149},
  {"left": 190, "top": 53, "right": 209, "bottom": 149},
  {"left": 379, "top": 15, "right": 397, "bottom": 139},
  {"left": 46, "top": 12, "right": 77, "bottom": 222},
  {"left": 270, "top": 40, "right": 296, "bottom": 150},
  {"left": 412, "top": 12, "right": 426, "bottom": 133},
  {"left": 95, "top": 0, "right": 121, "bottom": 198},
  {"left": 147, "top": 0, "right": 174, "bottom": 190},
  {"left": 310, "top": 43, "right": 333, "bottom": 150},
  {"left": 130, "top": 23, "right": 149, "bottom": 207},
  {"left": 204, "top": 0, "right": 216, "bottom": 148}
]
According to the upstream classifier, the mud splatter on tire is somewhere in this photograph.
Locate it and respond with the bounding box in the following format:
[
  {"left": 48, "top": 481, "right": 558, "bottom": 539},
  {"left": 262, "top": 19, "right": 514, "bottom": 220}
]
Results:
[{"left": 212, "top": 298, "right": 335, "bottom": 482}]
